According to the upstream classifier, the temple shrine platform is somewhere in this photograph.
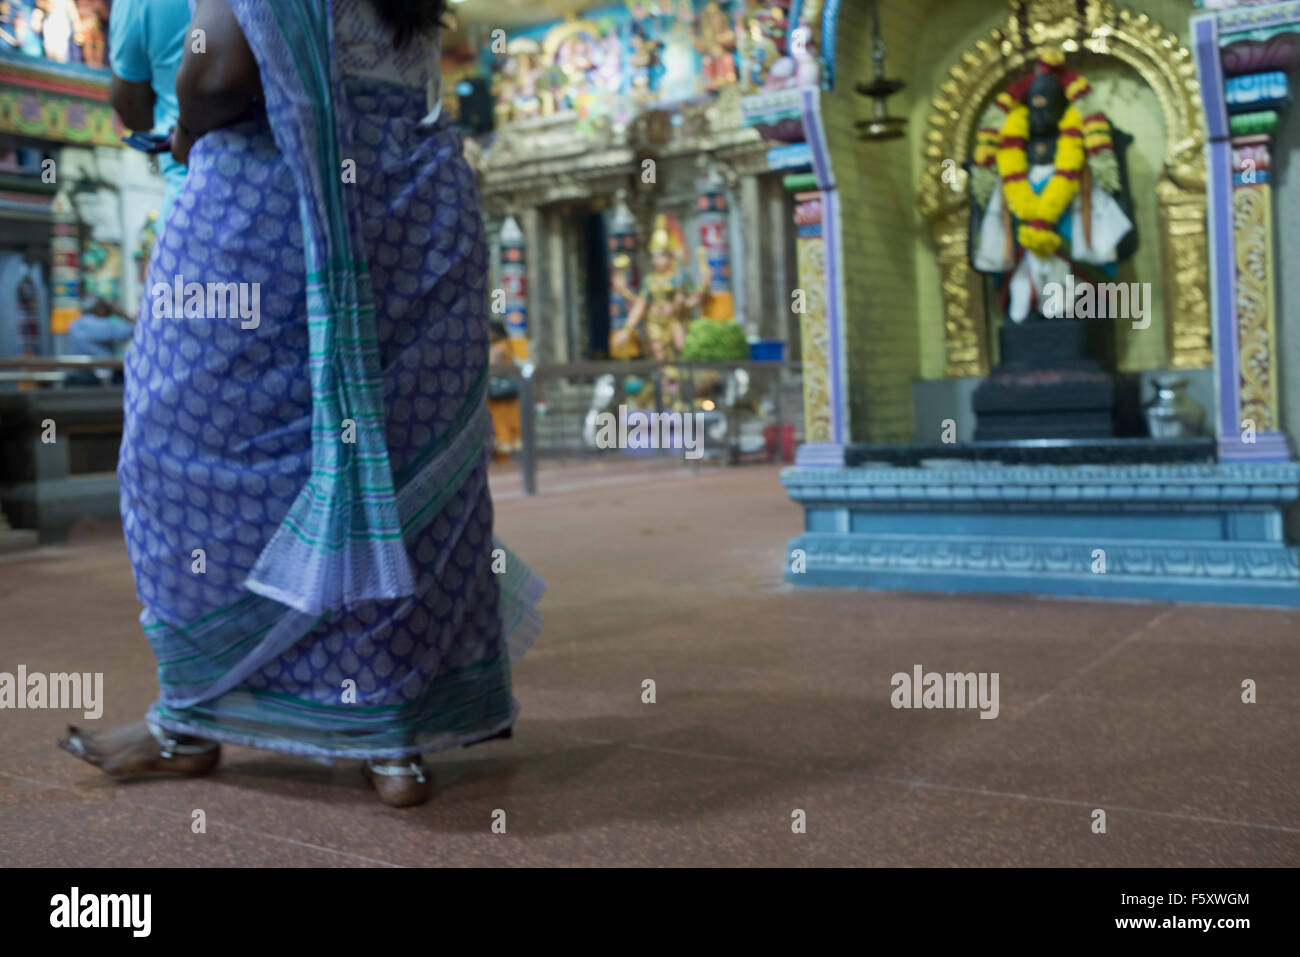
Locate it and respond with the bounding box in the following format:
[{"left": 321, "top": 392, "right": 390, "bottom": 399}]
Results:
[{"left": 783, "top": 452, "right": 1300, "bottom": 607}]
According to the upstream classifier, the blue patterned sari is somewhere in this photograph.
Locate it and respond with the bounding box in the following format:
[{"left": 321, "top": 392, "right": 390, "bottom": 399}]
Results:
[{"left": 118, "top": 0, "right": 542, "bottom": 759}]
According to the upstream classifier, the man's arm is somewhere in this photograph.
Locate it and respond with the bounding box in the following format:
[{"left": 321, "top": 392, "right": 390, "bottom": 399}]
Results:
[
  {"left": 108, "top": 0, "right": 156, "bottom": 132},
  {"left": 109, "top": 76, "right": 156, "bottom": 132}
]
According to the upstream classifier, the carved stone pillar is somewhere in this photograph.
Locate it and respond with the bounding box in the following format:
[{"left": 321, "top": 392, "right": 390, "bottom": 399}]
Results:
[
  {"left": 1192, "top": 6, "right": 1297, "bottom": 462},
  {"left": 1230, "top": 135, "right": 1280, "bottom": 448},
  {"left": 791, "top": 189, "right": 831, "bottom": 448},
  {"left": 49, "top": 194, "right": 80, "bottom": 353},
  {"left": 499, "top": 214, "right": 528, "bottom": 361},
  {"left": 742, "top": 87, "right": 848, "bottom": 466},
  {"left": 607, "top": 190, "right": 637, "bottom": 335},
  {"left": 696, "top": 165, "right": 734, "bottom": 320}
]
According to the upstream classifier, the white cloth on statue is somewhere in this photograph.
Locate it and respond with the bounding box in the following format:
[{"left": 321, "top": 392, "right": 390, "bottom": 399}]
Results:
[{"left": 973, "top": 163, "right": 1133, "bottom": 322}]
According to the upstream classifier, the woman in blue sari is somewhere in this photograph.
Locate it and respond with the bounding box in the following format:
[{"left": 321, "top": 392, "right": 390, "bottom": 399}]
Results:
[{"left": 59, "top": 0, "right": 542, "bottom": 807}]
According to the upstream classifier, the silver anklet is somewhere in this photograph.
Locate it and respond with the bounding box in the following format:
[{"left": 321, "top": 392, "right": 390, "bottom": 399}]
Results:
[
  {"left": 366, "top": 761, "right": 426, "bottom": 784},
  {"left": 146, "top": 721, "right": 218, "bottom": 759}
]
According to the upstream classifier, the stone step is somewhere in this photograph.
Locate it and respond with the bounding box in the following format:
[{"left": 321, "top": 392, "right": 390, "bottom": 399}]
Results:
[{"left": 0, "top": 523, "right": 38, "bottom": 553}]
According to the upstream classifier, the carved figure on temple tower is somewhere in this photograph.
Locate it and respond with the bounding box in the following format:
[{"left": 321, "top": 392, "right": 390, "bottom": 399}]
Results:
[
  {"left": 657, "top": 1, "right": 700, "bottom": 101},
  {"left": 594, "top": 26, "right": 622, "bottom": 93},
  {"left": 792, "top": 0, "right": 822, "bottom": 86},
  {"left": 74, "top": 0, "right": 107, "bottom": 68},
  {"left": 970, "top": 56, "right": 1135, "bottom": 323},
  {"left": 503, "top": 39, "right": 543, "bottom": 121},
  {"left": 492, "top": 73, "right": 517, "bottom": 127},
  {"left": 740, "top": 1, "right": 786, "bottom": 90},
  {"left": 628, "top": 22, "right": 662, "bottom": 106},
  {"left": 760, "top": 0, "right": 820, "bottom": 90},
  {"left": 13, "top": 3, "right": 43, "bottom": 59},
  {"left": 37, "top": 0, "right": 80, "bottom": 63},
  {"left": 559, "top": 36, "right": 591, "bottom": 107},
  {"left": 696, "top": 2, "right": 738, "bottom": 90},
  {"left": 541, "top": 21, "right": 604, "bottom": 115}
]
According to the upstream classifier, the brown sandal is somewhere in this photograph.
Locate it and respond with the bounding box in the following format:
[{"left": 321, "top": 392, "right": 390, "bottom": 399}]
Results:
[{"left": 58, "top": 720, "right": 220, "bottom": 778}]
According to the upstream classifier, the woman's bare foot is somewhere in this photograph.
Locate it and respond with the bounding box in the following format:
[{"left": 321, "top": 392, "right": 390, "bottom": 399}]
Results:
[
  {"left": 363, "top": 757, "right": 430, "bottom": 808},
  {"left": 58, "top": 720, "right": 220, "bottom": 778}
]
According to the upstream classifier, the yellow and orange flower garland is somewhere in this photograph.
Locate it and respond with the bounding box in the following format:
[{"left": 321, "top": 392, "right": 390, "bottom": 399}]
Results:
[{"left": 995, "top": 103, "right": 1085, "bottom": 258}]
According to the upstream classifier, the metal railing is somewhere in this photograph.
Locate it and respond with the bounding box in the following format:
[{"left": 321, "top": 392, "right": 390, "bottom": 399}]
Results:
[
  {"left": 491, "top": 358, "right": 802, "bottom": 495},
  {"left": 0, "top": 356, "right": 124, "bottom": 384},
  {"left": 0, "top": 356, "right": 802, "bottom": 496}
]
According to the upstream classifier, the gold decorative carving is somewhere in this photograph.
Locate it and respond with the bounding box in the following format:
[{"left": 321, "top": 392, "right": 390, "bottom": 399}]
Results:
[
  {"left": 796, "top": 234, "right": 831, "bottom": 443},
  {"left": 1232, "top": 185, "right": 1277, "bottom": 432},
  {"left": 916, "top": 1, "right": 1212, "bottom": 377}
]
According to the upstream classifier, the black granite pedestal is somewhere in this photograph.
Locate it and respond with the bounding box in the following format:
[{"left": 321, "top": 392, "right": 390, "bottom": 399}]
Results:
[
  {"left": 844, "top": 436, "right": 1215, "bottom": 468},
  {"left": 973, "top": 319, "right": 1117, "bottom": 441}
]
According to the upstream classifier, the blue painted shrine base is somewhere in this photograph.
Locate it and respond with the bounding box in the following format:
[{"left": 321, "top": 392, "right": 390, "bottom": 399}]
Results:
[{"left": 782, "top": 462, "right": 1300, "bottom": 607}]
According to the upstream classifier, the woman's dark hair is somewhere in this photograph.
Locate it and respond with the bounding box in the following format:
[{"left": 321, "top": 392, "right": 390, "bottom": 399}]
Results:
[{"left": 367, "top": 0, "right": 448, "bottom": 50}]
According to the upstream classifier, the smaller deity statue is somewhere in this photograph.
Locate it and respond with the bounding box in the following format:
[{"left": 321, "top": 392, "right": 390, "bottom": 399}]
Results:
[
  {"left": 607, "top": 251, "right": 642, "bottom": 361},
  {"left": 611, "top": 214, "right": 700, "bottom": 363}
]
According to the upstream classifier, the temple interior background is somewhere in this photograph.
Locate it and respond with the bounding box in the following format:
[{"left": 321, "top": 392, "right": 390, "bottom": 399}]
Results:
[
  {"left": 3, "top": 0, "right": 1300, "bottom": 599},
  {"left": 1, "top": 0, "right": 1299, "bottom": 871}
]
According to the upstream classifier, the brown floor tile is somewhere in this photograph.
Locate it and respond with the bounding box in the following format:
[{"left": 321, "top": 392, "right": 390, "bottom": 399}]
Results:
[
  {"left": 2, "top": 462, "right": 1295, "bottom": 865},
  {"left": 920, "top": 690, "right": 1300, "bottom": 833}
]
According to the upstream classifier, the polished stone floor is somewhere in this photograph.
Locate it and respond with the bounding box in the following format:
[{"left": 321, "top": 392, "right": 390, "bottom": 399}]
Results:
[{"left": 1, "top": 459, "right": 1296, "bottom": 866}]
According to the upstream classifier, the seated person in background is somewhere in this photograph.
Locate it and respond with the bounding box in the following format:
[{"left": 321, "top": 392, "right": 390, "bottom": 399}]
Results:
[{"left": 63, "top": 296, "right": 133, "bottom": 385}]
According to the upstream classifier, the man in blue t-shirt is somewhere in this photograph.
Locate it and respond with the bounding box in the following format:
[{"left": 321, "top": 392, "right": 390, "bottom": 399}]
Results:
[
  {"left": 64, "top": 297, "right": 135, "bottom": 385},
  {"left": 108, "top": 0, "right": 191, "bottom": 224}
]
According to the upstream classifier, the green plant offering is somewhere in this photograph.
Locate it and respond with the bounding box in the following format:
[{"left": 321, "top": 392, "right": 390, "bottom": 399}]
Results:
[{"left": 681, "top": 319, "right": 748, "bottom": 361}]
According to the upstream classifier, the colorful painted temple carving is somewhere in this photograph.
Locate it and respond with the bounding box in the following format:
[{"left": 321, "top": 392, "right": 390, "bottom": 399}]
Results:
[
  {"left": 1193, "top": 0, "right": 1299, "bottom": 463},
  {"left": 477, "top": 1, "right": 831, "bottom": 133}
]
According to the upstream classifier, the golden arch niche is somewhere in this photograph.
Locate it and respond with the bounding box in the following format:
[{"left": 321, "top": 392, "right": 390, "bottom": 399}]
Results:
[{"left": 916, "top": 0, "right": 1210, "bottom": 378}]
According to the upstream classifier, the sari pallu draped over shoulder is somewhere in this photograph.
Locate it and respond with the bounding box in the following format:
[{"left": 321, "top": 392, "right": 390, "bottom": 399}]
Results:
[{"left": 117, "top": 0, "right": 543, "bottom": 758}]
